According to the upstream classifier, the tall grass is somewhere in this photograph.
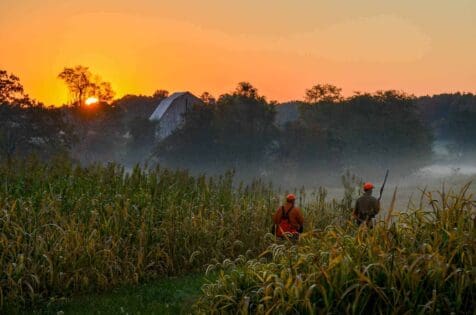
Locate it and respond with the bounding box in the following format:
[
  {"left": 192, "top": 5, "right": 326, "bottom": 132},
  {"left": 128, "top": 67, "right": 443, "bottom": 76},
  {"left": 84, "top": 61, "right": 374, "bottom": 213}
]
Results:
[
  {"left": 2, "top": 157, "right": 473, "bottom": 313},
  {"left": 0, "top": 157, "right": 284, "bottom": 308},
  {"left": 194, "top": 184, "right": 475, "bottom": 314}
]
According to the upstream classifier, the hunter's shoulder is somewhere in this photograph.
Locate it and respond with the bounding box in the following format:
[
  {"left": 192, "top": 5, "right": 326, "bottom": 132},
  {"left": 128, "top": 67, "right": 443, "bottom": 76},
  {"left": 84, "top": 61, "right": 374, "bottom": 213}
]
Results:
[
  {"left": 357, "top": 194, "right": 378, "bottom": 202},
  {"left": 367, "top": 195, "right": 379, "bottom": 203},
  {"left": 291, "top": 206, "right": 303, "bottom": 213}
]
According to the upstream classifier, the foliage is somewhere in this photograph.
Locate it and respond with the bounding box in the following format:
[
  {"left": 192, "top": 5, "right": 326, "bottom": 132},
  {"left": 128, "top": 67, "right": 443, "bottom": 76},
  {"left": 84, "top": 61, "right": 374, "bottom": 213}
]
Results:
[
  {"left": 156, "top": 103, "right": 216, "bottom": 169},
  {"left": 0, "top": 104, "right": 73, "bottom": 161},
  {"left": 64, "top": 90, "right": 170, "bottom": 165},
  {"left": 447, "top": 109, "right": 476, "bottom": 151},
  {"left": 113, "top": 93, "right": 166, "bottom": 122},
  {"left": 125, "top": 116, "right": 158, "bottom": 164},
  {"left": 194, "top": 185, "right": 475, "bottom": 314},
  {"left": 213, "top": 87, "right": 276, "bottom": 167},
  {"left": 153, "top": 89, "right": 169, "bottom": 99},
  {"left": 200, "top": 92, "right": 216, "bottom": 105},
  {"left": 0, "top": 157, "right": 281, "bottom": 309},
  {"left": 128, "top": 117, "right": 157, "bottom": 148},
  {"left": 418, "top": 92, "right": 476, "bottom": 155},
  {"left": 280, "top": 90, "right": 433, "bottom": 177},
  {"left": 304, "top": 84, "right": 343, "bottom": 103},
  {"left": 0, "top": 70, "right": 29, "bottom": 106},
  {"left": 235, "top": 82, "right": 261, "bottom": 100},
  {"left": 58, "top": 65, "right": 115, "bottom": 106},
  {"left": 155, "top": 82, "right": 277, "bottom": 173},
  {"left": 157, "top": 86, "right": 434, "bottom": 179},
  {"left": 0, "top": 70, "right": 74, "bottom": 160},
  {"left": 0, "top": 157, "right": 474, "bottom": 314},
  {"left": 63, "top": 103, "right": 126, "bottom": 163},
  {"left": 28, "top": 273, "right": 214, "bottom": 315}
]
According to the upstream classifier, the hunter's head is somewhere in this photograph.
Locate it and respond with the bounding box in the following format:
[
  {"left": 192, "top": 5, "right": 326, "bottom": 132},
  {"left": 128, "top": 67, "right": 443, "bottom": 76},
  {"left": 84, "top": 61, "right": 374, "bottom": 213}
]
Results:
[
  {"left": 286, "top": 193, "right": 296, "bottom": 204},
  {"left": 363, "top": 182, "right": 374, "bottom": 193}
]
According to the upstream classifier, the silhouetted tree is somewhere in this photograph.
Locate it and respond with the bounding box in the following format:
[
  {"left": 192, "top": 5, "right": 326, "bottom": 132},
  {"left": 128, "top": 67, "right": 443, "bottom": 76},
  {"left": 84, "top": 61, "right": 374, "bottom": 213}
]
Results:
[
  {"left": 235, "top": 82, "right": 260, "bottom": 100},
  {"left": 125, "top": 117, "right": 157, "bottom": 164},
  {"left": 153, "top": 89, "right": 169, "bottom": 99},
  {"left": 290, "top": 90, "right": 432, "bottom": 175},
  {"left": 304, "top": 84, "right": 343, "bottom": 103},
  {"left": 200, "top": 92, "right": 216, "bottom": 105},
  {"left": 155, "top": 83, "right": 276, "bottom": 172},
  {"left": 0, "top": 70, "right": 27, "bottom": 105},
  {"left": 113, "top": 93, "right": 165, "bottom": 122},
  {"left": 0, "top": 70, "right": 74, "bottom": 160},
  {"left": 418, "top": 92, "right": 476, "bottom": 155},
  {"left": 58, "top": 65, "right": 115, "bottom": 106},
  {"left": 91, "top": 81, "right": 115, "bottom": 103}
]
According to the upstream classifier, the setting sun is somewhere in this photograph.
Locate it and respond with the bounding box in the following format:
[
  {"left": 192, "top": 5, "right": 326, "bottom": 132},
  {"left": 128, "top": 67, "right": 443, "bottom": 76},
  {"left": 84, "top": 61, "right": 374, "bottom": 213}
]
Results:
[{"left": 85, "top": 97, "right": 99, "bottom": 106}]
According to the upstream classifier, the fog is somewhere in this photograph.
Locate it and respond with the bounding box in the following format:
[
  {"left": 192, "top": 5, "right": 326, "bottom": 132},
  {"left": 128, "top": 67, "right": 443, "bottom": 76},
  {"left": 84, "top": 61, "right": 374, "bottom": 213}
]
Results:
[
  {"left": 261, "top": 140, "right": 475, "bottom": 212},
  {"left": 290, "top": 160, "right": 476, "bottom": 214}
]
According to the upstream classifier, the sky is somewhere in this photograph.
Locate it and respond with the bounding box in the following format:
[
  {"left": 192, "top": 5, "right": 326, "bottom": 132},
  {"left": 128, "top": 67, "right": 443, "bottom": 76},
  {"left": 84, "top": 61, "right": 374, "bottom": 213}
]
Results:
[{"left": 0, "top": 0, "right": 475, "bottom": 105}]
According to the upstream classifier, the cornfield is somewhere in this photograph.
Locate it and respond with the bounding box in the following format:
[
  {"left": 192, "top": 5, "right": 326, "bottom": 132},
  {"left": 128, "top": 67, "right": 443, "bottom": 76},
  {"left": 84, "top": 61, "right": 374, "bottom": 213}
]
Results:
[
  {"left": 0, "top": 157, "right": 283, "bottom": 309},
  {"left": 1, "top": 157, "right": 474, "bottom": 314},
  {"left": 194, "top": 185, "right": 476, "bottom": 314}
]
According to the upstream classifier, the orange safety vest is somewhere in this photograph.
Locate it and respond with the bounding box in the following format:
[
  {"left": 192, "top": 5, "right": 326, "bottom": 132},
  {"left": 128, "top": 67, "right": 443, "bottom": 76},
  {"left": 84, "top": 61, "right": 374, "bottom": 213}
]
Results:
[{"left": 276, "top": 206, "right": 298, "bottom": 237}]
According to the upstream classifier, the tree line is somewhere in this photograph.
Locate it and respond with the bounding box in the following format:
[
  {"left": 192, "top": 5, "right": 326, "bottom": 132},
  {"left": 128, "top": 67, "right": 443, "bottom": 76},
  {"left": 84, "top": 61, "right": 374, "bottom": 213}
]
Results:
[
  {"left": 1, "top": 67, "right": 475, "bottom": 182},
  {"left": 156, "top": 83, "right": 435, "bottom": 181}
]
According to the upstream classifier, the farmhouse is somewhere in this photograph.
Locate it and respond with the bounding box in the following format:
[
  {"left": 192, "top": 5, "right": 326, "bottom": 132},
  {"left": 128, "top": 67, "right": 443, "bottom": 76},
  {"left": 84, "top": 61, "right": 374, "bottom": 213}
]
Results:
[{"left": 149, "top": 92, "right": 203, "bottom": 140}]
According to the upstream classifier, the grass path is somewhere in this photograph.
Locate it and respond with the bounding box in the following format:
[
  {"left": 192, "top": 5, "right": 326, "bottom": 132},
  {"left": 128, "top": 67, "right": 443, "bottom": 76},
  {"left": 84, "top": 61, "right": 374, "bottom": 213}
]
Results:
[{"left": 26, "top": 273, "right": 213, "bottom": 315}]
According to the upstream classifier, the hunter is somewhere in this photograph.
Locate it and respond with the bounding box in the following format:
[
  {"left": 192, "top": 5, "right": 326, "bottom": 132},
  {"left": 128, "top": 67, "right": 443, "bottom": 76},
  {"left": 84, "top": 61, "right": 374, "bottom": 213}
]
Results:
[
  {"left": 353, "top": 182, "right": 380, "bottom": 227},
  {"left": 273, "top": 194, "right": 304, "bottom": 239}
]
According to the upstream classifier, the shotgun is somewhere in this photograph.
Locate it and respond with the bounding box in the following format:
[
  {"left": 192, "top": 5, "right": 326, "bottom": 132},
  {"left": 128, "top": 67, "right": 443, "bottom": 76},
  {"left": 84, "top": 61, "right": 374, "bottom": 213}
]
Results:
[{"left": 378, "top": 169, "right": 389, "bottom": 202}]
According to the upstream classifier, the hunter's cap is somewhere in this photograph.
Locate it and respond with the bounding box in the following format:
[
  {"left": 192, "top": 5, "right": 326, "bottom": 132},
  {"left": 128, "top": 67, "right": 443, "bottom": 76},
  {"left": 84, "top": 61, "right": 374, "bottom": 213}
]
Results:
[
  {"left": 286, "top": 194, "right": 296, "bottom": 202},
  {"left": 363, "top": 182, "right": 374, "bottom": 191}
]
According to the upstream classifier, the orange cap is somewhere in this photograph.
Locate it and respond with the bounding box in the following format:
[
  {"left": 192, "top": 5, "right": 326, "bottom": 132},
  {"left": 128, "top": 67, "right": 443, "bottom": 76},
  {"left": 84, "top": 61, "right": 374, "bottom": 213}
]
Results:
[
  {"left": 363, "top": 182, "right": 374, "bottom": 191},
  {"left": 286, "top": 194, "right": 296, "bottom": 202}
]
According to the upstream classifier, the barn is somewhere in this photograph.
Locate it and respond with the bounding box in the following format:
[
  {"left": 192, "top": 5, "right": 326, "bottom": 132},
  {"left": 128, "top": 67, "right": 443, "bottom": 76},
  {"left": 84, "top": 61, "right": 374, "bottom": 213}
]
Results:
[{"left": 149, "top": 92, "right": 203, "bottom": 140}]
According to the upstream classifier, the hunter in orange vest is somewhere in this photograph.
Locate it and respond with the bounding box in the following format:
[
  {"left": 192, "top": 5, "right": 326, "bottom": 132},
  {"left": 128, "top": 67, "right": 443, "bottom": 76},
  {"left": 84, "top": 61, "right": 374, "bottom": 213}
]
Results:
[{"left": 272, "top": 194, "right": 304, "bottom": 238}]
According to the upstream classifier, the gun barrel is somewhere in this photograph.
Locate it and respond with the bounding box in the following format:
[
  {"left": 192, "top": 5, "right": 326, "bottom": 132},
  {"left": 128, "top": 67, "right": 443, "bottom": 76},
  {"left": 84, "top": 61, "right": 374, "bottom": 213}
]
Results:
[{"left": 379, "top": 169, "right": 389, "bottom": 201}]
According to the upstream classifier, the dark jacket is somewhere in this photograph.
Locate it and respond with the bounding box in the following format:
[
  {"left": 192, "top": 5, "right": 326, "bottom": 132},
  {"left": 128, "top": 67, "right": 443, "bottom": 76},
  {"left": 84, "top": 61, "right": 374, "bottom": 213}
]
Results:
[{"left": 354, "top": 191, "right": 380, "bottom": 223}]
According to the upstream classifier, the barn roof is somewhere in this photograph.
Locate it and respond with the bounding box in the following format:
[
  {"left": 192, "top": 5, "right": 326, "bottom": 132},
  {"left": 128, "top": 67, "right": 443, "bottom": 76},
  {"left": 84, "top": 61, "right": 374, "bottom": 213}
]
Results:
[{"left": 149, "top": 92, "right": 188, "bottom": 121}]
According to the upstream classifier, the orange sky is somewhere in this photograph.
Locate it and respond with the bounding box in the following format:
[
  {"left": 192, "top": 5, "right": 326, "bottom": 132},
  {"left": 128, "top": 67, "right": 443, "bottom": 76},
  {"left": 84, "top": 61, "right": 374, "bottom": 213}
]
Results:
[{"left": 0, "top": 0, "right": 475, "bottom": 105}]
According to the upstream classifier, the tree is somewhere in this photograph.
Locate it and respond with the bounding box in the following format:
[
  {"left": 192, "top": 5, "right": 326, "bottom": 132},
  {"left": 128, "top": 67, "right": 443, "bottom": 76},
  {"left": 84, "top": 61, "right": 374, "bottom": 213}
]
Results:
[
  {"left": 235, "top": 82, "right": 260, "bottom": 100},
  {"left": 128, "top": 117, "right": 157, "bottom": 147},
  {"left": 113, "top": 91, "right": 169, "bottom": 123},
  {"left": 155, "top": 103, "right": 216, "bottom": 168},
  {"left": 91, "top": 81, "right": 115, "bottom": 103},
  {"left": 58, "top": 66, "right": 91, "bottom": 106},
  {"left": 156, "top": 82, "right": 277, "bottom": 172},
  {"left": 330, "top": 91, "right": 431, "bottom": 171},
  {"left": 279, "top": 90, "right": 433, "bottom": 178},
  {"left": 0, "top": 70, "right": 30, "bottom": 106},
  {"left": 58, "top": 66, "right": 115, "bottom": 106},
  {"left": 65, "top": 102, "right": 125, "bottom": 163},
  {"left": 304, "top": 84, "right": 343, "bottom": 103},
  {"left": 200, "top": 92, "right": 216, "bottom": 105},
  {"left": 0, "top": 70, "right": 74, "bottom": 160},
  {"left": 153, "top": 89, "right": 169, "bottom": 99}
]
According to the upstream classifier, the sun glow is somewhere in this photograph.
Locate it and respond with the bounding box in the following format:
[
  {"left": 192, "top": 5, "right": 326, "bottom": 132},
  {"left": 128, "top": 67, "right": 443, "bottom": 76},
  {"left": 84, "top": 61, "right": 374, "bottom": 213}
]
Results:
[{"left": 85, "top": 97, "right": 99, "bottom": 106}]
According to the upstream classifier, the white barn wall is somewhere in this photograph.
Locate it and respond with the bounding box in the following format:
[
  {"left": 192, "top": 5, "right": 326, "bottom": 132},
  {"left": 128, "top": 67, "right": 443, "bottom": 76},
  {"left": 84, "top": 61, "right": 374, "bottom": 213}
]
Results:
[{"left": 151, "top": 92, "right": 203, "bottom": 140}]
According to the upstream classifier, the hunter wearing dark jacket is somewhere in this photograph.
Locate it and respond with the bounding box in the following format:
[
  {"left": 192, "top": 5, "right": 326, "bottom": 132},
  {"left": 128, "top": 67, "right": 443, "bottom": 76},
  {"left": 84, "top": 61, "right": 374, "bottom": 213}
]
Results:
[{"left": 354, "top": 182, "right": 380, "bottom": 226}]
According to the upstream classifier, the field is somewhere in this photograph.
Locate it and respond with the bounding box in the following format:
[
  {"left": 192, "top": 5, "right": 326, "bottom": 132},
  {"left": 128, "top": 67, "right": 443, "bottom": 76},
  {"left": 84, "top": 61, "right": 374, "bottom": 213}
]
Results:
[{"left": 0, "top": 157, "right": 474, "bottom": 314}]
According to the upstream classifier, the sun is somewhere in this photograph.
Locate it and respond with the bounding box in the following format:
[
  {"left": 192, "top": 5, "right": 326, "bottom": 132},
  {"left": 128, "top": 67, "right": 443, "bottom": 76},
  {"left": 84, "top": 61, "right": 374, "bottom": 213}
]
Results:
[{"left": 85, "top": 96, "right": 99, "bottom": 106}]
